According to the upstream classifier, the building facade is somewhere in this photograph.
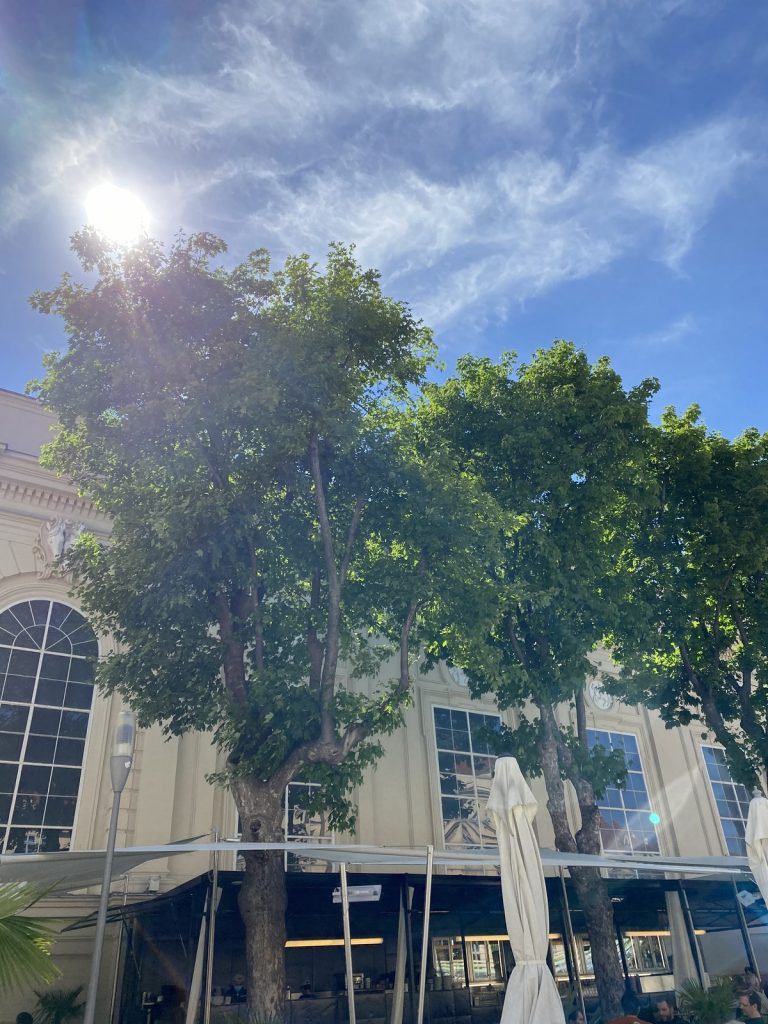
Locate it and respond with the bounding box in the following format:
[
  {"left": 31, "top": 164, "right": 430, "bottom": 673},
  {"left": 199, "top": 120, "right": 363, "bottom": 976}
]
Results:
[{"left": 0, "top": 388, "right": 756, "bottom": 1022}]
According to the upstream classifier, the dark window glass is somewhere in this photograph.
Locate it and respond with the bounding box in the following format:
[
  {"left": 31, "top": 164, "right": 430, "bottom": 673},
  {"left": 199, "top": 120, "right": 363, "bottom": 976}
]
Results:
[
  {"left": 0, "top": 704, "right": 28, "bottom": 732},
  {"left": 25, "top": 735, "right": 57, "bottom": 763},
  {"left": 0, "top": 734, "right": 23, "bottom": 761},
  {"left": 18, "top": 765, "right": 52, "bottom": 795},
  {"left": 50, "top": 768, "right": 80, "bottom": 797},
  {"left": 13, "top": 795, "right": 45, "bottom": 825},
  {"left": 40, "top": 655, "right": 69, "bottom": 681},
  {"left": 44, "top": 797, "right": 77, "bottom": 827},
  {"left": 60, "top": 711, "right": 89, "bottom": 739},
  {"left": 0, "top": 601, "right": 96, "bottom": 853},
  {"left": 68, "top": 658, "right": 95, "bottom": 684},
  {"left": 54, "top": 739, "right": 84, "bottom": 766},
  {"left": 30, "top": 708, "right": 61, "bottom": 736},
  {"left": 2, "top": 677, "right": 34, "bottom": 703},
  {"left": 35, "top": 679, "right": 66, "bottom": 707},
  {"left": 0, "top": 764, "right": 18, "bottom": 792},
  {"left": 64, "top": 683, "right": 93, "bottom": 710},
  {"left": 9, "top": 651, "right": 40, "bottom": 677}
]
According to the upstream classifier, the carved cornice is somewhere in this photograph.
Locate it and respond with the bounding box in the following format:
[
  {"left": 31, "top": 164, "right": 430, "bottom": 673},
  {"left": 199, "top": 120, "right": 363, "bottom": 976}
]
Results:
[{"left": 0, "top": 476, "right": 105, "bottom": 523}]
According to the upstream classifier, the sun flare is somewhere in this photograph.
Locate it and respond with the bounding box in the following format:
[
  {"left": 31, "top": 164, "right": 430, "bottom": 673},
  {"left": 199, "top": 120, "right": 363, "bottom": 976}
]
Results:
[{"left": 85, "top": 184, "right": 150, "bottom": 245}]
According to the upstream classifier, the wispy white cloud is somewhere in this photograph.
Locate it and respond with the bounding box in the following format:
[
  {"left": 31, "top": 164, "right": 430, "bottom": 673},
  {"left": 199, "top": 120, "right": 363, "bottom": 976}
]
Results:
[
  {"left": 627, "top": 313, "right": 699, "bottom": 349},
  {"left": 0, "top": 0, "right": 761, "bottom": 331}
]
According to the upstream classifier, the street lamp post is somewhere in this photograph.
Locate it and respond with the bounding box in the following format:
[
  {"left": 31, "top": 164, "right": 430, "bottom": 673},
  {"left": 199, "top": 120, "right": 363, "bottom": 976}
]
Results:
[{"left": 83, "top": 710, "right": 137, "bottom": 1024}]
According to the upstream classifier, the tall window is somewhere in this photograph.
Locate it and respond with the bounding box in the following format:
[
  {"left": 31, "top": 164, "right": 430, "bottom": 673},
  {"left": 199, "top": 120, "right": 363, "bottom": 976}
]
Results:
[
  {"left": 586, "top": 729, "right": 659, "bottom": 855},
  {"left": 702, "top": 745, "right": 751, "bottom": 856},
  {"left": 0, "top": 600, "right": 97, "bottom": 854},
  {"left": 433, "top": 706, "right": 500, "bottom": 848}
]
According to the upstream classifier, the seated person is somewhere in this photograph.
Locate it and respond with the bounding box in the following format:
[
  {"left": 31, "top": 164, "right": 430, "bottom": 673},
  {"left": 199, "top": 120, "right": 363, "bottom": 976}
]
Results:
[
  {"left": 299, "top": 983, "right": 317, "bottom": 999},
  {"left": 653, "top": 997, "right": 687, "bottom": 1022},
  {"left": 738, "top": 991, "right": 766, "bottom": 1021},
  {"left": 608, "top": 989, "right": 644, "bottom": 1023},
  {"left": 226, "top": 974, "right": 248, "bottom": 1004}
]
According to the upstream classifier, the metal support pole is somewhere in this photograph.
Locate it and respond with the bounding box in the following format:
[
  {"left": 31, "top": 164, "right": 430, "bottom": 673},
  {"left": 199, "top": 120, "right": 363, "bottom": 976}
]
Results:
[
  {"left": 416, "top": 845, "right": 434, "bottom": 1024},
  {"left": 83, "top": 713, "right": 136, "bottom": 1024},
  {"left": 558, "top": 869, "right": 586, "bottom": 1024},
  {"left": 615, "top": 922, "right": 629, "bottom": 981},
  {"left": 203, "top": 830, "right": 220, "bottom": 1024},
  {"left": 403, "top": 881, "right": 417, "bottom": 1022},
  {"left": 459, "top": 922, "right": 471, "bottom": 991},
  {"left": 677, "top": 882, "right": 706, "bottom": 987},
  {"left": 83, "top": 788, "right": 123, "bottom": 1024},
  {"left": 732, "top": 879, "right": 761, "bottom": 983},
  {"left": 340, "top": 863, "right": 357, "bottom": 1024}
]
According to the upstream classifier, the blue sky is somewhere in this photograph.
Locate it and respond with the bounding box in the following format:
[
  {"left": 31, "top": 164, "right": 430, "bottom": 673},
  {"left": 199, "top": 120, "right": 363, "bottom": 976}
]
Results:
[{"left": 1, "top": 0, "right": 766, "bottom": 436}]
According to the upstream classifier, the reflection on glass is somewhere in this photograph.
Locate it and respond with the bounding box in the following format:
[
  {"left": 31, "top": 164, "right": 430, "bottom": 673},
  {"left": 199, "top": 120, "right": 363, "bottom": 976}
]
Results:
[
  {"left": 434, "top": 707, "right": 501, "bottom": 849},
  {"left": 0, "top": 601, "right": 96, "bottom": 854}
]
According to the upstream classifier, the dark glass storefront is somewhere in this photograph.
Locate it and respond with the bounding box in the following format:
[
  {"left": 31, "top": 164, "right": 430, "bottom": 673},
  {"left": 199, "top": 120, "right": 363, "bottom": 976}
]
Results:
[{"left": 108, "top": 871, "right": 763, "bottom": 1024}]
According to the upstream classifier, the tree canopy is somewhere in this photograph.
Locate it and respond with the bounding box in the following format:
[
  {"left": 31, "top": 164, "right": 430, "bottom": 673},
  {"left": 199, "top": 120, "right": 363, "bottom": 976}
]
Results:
[
  {"left": 609, "top": 407, "right": 768, "bottom": 786},
  {"left": 417, "top": 342, "right": 658, "bottom": 1019},
  {"left": 30, "top": 231, "right": 499, "bottom": 1016}
]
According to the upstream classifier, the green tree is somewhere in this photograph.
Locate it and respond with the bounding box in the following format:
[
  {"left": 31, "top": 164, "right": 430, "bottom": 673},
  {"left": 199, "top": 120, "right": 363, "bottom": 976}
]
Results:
[
  {"left": 608, "top": 407, "right": 768, "bottom": 786},
  {"left": 30, "top": 232, "right": 497, "bottom": 1019},
  {"left": 418, "top": 343, "right": 657, "bottom": 1020},
  {"left": 0, "top": 883, "right": 60, "bottom": 994}
]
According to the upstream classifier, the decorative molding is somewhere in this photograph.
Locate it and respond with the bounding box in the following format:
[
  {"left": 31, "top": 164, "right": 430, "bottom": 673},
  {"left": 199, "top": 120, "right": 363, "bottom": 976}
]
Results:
[{"left": 32, "top": 517, "right": 85, "bottom": 579}]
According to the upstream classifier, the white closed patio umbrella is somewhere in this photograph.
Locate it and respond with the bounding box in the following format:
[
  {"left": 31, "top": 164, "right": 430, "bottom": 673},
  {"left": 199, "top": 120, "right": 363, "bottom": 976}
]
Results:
[
  {"left": 487, "top": 755, "right": 565, "bottom": 1024},
  {"left": 746, "top": 789, "right": 768, "bottom": 908}
]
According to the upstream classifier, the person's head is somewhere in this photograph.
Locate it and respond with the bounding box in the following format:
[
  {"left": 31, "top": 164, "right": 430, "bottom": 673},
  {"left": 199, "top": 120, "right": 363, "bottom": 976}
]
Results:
[
  {"left": 16, "top": 1015, "right": 34, "bottom": 1024},
  {"left": 654, "top": 998, "right": 676, "bottom": 1021},
  {"left": 567, "top": 1011, "right": 584, "bottom": 1024},
  {"left": 739, "top": 991, "right": 763, "bottom": 1019},
  {"left": 232, "top": 974, "right": 245, "bottom": 988}
]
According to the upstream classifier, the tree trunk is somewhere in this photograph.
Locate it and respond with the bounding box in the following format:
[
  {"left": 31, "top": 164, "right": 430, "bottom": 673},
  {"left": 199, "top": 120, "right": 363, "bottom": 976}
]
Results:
[
  {"left": 536, "top": 705, "right": 625, "bottom": 1020},
  {"left": 233, "top": 778, "right": 288, "bottom": 1020},
  {"left": 569, "top": 865, "right": 625, "bottom": 1020}
]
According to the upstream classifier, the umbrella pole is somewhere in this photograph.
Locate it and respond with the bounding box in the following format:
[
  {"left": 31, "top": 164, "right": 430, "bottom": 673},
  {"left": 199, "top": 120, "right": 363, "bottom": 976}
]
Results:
[
  {"left": 202, "top": 830, "right": 219, "bottom": 1024},
  {"left": 676, "top": 882, "right": 706, "bottom": 988},
  {"left": 340, "top": 862, "right": 357, "bottom": 1024},
  {"left": 416, "top": 845, "right": 434, "bottom": 1024},
  {"left": 559, "top": 869, "right": 586, "bottom": 1023},
  {"left": 732, "top": 879, "right": 761, "bottom": 983}
]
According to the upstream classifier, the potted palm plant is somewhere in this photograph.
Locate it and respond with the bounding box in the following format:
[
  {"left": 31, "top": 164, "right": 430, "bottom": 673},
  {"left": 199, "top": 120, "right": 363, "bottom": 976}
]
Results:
[
  {"left": 33, "top": 985, "right": 85, "bottom": 1024},
  {"left": 677, "top": 979, "right": 737, "bottom": 1024}
]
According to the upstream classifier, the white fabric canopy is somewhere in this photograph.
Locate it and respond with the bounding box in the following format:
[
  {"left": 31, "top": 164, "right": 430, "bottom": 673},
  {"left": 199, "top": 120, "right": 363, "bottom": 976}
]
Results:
[
  {"left": 746, "top": 793, "right": 768, "bottom": 906},
  {"left": 0, "top": 839, "right": 752, "bottom": 892},
  {"left": 487, "top": 756, "right": 565, "bottom": 1024}
]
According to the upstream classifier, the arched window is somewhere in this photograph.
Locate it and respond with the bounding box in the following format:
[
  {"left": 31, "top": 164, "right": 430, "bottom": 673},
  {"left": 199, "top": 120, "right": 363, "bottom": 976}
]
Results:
[{"left": 0, "top": 600, "right": 98, "bottom": 854}]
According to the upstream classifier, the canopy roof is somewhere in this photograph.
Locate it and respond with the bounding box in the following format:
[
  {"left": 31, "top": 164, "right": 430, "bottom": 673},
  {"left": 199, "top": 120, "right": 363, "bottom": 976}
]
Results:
[{"left": 0, "top": 840, "right": 751, "bottom": 893}]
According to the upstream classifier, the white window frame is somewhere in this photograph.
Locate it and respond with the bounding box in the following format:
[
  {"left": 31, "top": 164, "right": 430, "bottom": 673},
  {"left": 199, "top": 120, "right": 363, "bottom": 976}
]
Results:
[
  {"left": 432, "top": 703, "right": 501, "bottom": 850},
  {"left": 700, "top": 744, "right": 751, "bottom": 856},
  {"left": 586, "top": 728, "right": 660, "bottom": 857},
  {"left": 0, "top": 599, "right": 98, "bottom": 855}
]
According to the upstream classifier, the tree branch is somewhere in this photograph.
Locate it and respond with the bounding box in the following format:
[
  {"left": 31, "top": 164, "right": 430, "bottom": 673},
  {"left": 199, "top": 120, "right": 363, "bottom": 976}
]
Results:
[{"left": 339, "top": 496, "right": 366, "bottom": 587}]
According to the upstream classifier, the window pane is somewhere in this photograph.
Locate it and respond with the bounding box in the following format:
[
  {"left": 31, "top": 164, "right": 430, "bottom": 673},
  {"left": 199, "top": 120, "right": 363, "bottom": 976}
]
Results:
[
  {"left": 0, "top": 601, "right": 96, "bottom": 853},
  {"left": 433, "top": 706, "right": 500, "bottom": 849},
  {"left": 702, "top": 745, "right": 748, "bottom": 857}
]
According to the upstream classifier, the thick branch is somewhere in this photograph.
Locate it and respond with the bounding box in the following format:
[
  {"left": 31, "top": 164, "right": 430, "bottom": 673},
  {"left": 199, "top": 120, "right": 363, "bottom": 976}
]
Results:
[
  {"left": 505, "top": 609, "right": 529, "bottom": 669},
  {"left": 308, "top": 431, "right": 341, "bottom": 743},
  {"left": 213, "top": 591, "right": 249, "bottom": 708},
  {"left": 339, "top": 495, "right": 366, "bottom": 586}
]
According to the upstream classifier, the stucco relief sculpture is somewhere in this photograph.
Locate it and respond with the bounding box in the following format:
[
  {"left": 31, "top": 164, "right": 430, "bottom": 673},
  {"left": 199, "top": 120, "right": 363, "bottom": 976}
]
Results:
[{"left": 33, "top": 517, "right": 84, "bottom": 578}]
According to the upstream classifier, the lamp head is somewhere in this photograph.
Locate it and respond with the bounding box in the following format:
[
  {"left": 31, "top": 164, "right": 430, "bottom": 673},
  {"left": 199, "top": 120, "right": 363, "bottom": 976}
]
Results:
[{"left": 113, "top": 711, "right": 137, "bottom": 759}]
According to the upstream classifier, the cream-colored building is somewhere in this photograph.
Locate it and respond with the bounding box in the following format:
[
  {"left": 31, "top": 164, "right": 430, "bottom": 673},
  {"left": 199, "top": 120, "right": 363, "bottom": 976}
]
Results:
[{"left": 0, "top": 388, "right": 755, "bottom": 1021}]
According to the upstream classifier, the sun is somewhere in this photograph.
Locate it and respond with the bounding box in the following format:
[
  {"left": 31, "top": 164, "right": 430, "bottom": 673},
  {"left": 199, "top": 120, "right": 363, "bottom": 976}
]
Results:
[{"left": 85, "top": 183, "right": 150, "bottom": 245}]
